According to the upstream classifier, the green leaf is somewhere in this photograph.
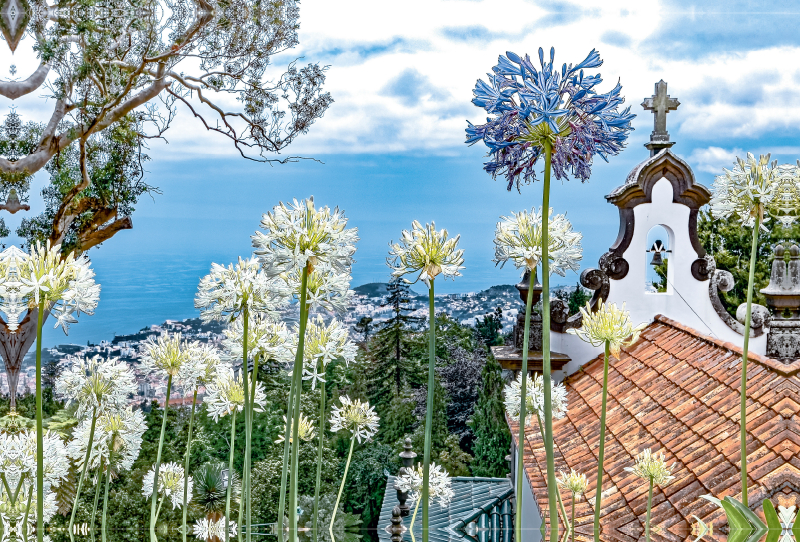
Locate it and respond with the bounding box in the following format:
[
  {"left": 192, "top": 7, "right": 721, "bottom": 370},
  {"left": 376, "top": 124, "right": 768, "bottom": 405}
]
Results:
[
  {"left": 763, "top": 498, "right": 781, "bottom": 531},
  {"left": 725, "top": 496, "right": 766, "bottom": 532}
]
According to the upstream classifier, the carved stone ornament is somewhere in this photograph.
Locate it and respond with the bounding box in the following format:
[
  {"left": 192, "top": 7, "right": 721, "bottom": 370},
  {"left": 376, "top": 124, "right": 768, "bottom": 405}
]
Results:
[{"left": 706, "top": 255, "right": 767, "bottom": 338}]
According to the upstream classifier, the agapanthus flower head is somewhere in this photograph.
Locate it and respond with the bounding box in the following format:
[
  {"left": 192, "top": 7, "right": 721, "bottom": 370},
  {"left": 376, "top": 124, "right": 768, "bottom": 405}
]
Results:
[
  {"left": 193, "top": 517, "right": 237, "bottom": 540},
  {"left": 0, "top": 484, "right": 58, "bottom": 526},
  {"left": 709, "top": 153, "right": 790, "bottom": 229},
  {"left": 67, "top": 407, "right": 146, "bottom": 474},
  {"left": 503, "top": 373, "right": 567, "bottom": 426},
  {"left": 394, "top": 462, "right": 454, "bottom": 508},
  {"left": 252, "top": 196, "right": 359, "bottom": 277},
  {"left": 467, "top": 47, "right": 635, "bottom": 190},
  {"left": 624, "top": 449, "right": 676, "bottom": 486},
  {"left": 195, "top": 257, "right": 290, "bottom": 323},
  {"left": 55, "top": 355, "right": 137, "bottom": 419},
  {"left": 175, "top": 342, "right": 221, "bottom": 396},
  {"left": 567, "top": 300, "right": 647, "bottom": 359},
  {"left": 292, "top": 316, "right": 357, "bottom": 389},
  {"left": 494, "top": 207, "right": 583, "bottom": 276},
  {"left": 388, "top": 221, "right": 465, "bottom": 288},
  {"left": 329, "top": 395, "right": 379, "bottom": 443},
  {"left": 141, "top": 332, "right": 198, "bottom": 378},
  {"left": 204, "top": 365, "right": 266, "bottom": 421},
  {"left": 281, "top": 264, "right": 353, "bottom": 314},
  {"left": 0, "top": 241, "right": 100, "bottom": 333},
  {"left": 142, "top": 462, "right": 193, "bottom": 509},
  {"left": 275, "top": 414, "right": 316, "bottom": 444},
  {"left": 222, "top": 314, "right": 292, "bottom": 366},
  {"left": 557, "top": 469, "right": 588, "bottom": 495},
  {"left": 0, "top": 429, "right": 69, "bottom": 494}
]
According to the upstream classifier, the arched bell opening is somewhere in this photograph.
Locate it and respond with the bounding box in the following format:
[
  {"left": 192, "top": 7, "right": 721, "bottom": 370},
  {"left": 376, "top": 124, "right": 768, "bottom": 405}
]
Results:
[{"left": 645, "top": 224, "right": 674, "bottom": 294}]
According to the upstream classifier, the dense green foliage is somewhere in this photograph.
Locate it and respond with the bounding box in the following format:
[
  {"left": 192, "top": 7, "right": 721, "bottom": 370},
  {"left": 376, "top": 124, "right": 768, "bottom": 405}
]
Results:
[
  {"left": 470, "top": 354, "right": 512, "bottom": 478},
  {"left": 698, "top": 210, "right": 800, "bottom": 316}
]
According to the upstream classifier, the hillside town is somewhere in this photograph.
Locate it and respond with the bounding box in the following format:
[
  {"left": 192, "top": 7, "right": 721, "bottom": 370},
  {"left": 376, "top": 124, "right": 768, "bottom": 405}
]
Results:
[{"left": 0, "top": 282, "right": 540, "bottom": 405}]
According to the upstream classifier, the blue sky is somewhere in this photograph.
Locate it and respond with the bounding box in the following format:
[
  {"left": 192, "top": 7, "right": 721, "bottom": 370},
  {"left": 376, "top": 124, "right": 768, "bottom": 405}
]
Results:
[{"left": 7, "top": 0, "right": 800, "bottom": 346}]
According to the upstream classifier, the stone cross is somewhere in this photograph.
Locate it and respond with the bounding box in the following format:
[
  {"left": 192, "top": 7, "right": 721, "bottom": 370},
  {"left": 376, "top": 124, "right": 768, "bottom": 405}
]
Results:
[{"left": 642, "top": 80, "right": 679, "bottom": 155}]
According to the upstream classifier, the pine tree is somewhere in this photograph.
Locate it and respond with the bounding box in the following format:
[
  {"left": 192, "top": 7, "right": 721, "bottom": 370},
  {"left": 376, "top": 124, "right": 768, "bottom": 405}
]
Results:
[
  {"left": 470, "top": 354, "right": 511, "bottom": 478},
  {"left": 367, "top": 278, "right": 422, "bottom": 403},
  {"left": 475, "top": 306, "right": 504, "bottom": 346}
]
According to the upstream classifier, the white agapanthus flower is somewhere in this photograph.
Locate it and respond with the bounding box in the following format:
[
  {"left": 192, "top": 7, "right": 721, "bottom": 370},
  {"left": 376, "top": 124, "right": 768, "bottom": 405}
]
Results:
[
  {"left": 0, "top": 485, "right": 59, "bottom": 526},
  {"left": 193, "top": 516, "right": 238, "bottom": 539},
  {"left": 281, "top": 265, "right": 353, "bottom": 314},
  {"left": 329, "top": 395, "right": 379, "bottom": 443},
  {"left": 175, "top": 342, "right": 221, "bottom": 396},
  {"left": 709, "top": 153, "right": 787, "bottom": 229},
  {"left": 0, "top": 241, "right": 100, "bottom": 333},
  {"left": 275, "top": 414, "right": 316, "bottom": 444},
  {"left": 395, "top": 462, "right": 454, "bottom": 508},
  {"left": 142, "top": 462, "right": 193, "bottom": 509},
  {"left": 204, "top": 366, "right": 267, "bottom": 422},
  {"left": 141, "top": 332, "right": 203, "bottom": 382},
  {"left": 493, "top": 207, "right": 583, "bottom": 277},
  {"left": 567, "top": 300, "right": 647, "bottom": 359},
  {"left": 67, "top": 407, "right": 146, "bottom": 473},
  {"left": 252, "top": 196, "right": 359, "bottom": 278},
  {"left": 222, "top": 314, "right": 292, "bottom": 366},
  {"left": 0, "top": 429, "right": 68, "bottom": 526},
  {"left": 624, "top": 449, "right": 676, "bottom": 486},
  {"left": 503, "top": 373, "right": 568, "bottom": 427},
  {"left": 291, "top": 316, "right": 357, "bottom": 389},
  {"left": 195, "top": 257, "right": 290, "bottom": 323},
  {"left": 388, "top": 221, "right": 464, "bottom": 287},
  {"left": 55, "top": 355, "right": 137, "bottom": 419}
]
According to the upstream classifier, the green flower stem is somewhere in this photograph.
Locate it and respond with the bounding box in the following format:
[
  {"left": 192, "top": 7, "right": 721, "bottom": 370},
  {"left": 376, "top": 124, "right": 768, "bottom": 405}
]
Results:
[
  {"left": 240, "top": 308, "right": 253, "bottom": 542},
  {"left": 150, "top": 373, "right": 173, "bottom": 542},
  {"left": 102, "top": 453, "right": 113, "bottom": 542},
  {"left": 740, "top": 212, "right": 761, "bottom": 507},
  {"left": 541, "top": 140, "right": 559, "bottom": 542},
  {"left": 290, "top": 265, "right": 310, "bottom": 542},
  {"left": 593, "top": 340, "right": 611, "bottom": 541},
  {"left": 23, "top": 484, "right": 33, "bottom": 540},
  {"left": 277, "top": 383, "right": 296, "bottom": 540},
  {"left": 225, "top": 409, "right": 238, "bottom": 542},
  {"left": 70, "top": 408, "right": 98, "bottom": 532},
  {"left": 535, "top": 413, "right": 568, "bottom": 526},
  {"left": 183, "top": 389, "right": 199, "bottom": 542},
  {"left": 421, "top": 280, "right": 436, "bottom": 542},
  {"left": 35, "top": 300, "right": 45, "bottom": 542},
  {"left": 514, "top": 269, "right": 535, "bottom": 542},
  {"left": 313, "top": 374, "right": 326, "bottom": 532},
  {"left": 571, "top": 494, "right": 575, "bottom": 542},
  {"left": 645, "top": 477, "right": 653, "bottom": 542},
  {"left": 155, "top": 495, "right": 165, "bottom": 524},
  {"left": 329, "top": 434, "right": 355, "bottom": 532},
  {"left": 247, "top": 351, "right": 262, "bottom": 537},
  {"left": 90, "top": 459, "right": 104, "bottom": 533},
  {"left": 410, "top": 498, "right": 421, "bottom": 542}
]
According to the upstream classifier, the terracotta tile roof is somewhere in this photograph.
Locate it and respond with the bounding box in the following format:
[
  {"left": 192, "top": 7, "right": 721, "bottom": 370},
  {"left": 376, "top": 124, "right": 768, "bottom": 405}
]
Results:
[{"left": 513, "top": 315, "right": 800, "bottom": 541}]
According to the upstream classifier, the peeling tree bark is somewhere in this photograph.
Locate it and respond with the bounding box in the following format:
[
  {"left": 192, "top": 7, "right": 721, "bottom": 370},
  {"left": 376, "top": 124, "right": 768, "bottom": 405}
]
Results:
[
  {"left": 0, "top": 62, "right": 50, "bottom": 100},
  {"left": 0, "top": 310, "right": 45, "bottom": 410}
]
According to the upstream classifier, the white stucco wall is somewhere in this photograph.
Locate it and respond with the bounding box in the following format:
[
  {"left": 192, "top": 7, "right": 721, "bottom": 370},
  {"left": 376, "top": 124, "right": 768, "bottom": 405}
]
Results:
[
  {"left": 552, "top": 176, "right": 766, "bottom": 377},
  {"left": 514, "top": 447, "right": 543, "bottom": 541}
]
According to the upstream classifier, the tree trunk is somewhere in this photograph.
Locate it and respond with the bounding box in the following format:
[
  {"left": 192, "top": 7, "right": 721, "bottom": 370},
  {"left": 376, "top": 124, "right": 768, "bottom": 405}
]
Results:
[{"left": 0, "top": 309, "right": 44, "bottom": 410}]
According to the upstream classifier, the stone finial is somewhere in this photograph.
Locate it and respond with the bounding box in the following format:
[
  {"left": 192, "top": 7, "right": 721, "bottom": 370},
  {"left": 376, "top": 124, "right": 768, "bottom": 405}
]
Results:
[
  {"left": 761, "top": 244, "right": 800, "bottom": 362},
  {"left": 390, "top": 506, "right": 404, "bottom": 542},
  {"left": 642, "top": 80, "right": 679, "bottom": 156},
  {"left": 395, "top": 438, "right": 417, "bottom": 517}
]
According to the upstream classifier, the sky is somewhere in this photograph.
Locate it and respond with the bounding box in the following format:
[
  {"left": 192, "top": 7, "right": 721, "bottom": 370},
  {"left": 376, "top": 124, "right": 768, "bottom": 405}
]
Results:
[{"left": 5, "top": 0, "right": 800, "bottom": 346}]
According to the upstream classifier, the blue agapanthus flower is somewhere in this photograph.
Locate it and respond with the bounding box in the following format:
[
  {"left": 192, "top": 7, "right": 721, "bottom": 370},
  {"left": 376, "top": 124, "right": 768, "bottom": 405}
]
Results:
[{"left": 466, "top": 47, "right": 635, "bottom": 191}]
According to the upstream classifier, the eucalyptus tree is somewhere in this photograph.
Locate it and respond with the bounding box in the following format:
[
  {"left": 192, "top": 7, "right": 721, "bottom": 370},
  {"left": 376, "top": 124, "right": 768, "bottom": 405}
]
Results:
[{"left": 0, "top": 0, "right": 332, "bottom": 403}]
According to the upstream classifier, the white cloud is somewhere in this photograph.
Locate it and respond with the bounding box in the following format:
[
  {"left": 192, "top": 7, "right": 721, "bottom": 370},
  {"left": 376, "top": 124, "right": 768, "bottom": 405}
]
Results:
[{"left": 687, "top": 146, "right": 744, "bottom": 173}]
